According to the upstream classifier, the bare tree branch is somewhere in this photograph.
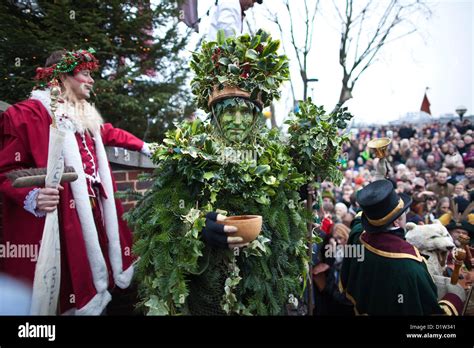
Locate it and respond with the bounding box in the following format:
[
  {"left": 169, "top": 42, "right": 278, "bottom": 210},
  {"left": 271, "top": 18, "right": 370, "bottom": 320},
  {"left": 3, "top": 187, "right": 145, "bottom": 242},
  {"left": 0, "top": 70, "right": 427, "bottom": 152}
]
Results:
[
  {"left": 307, "top": 0, "right": 320, "bottom": 53},
  {"left": 332, "top": 0, "right": 345, "bottom": 24},
  {"left": 263, "top": 5, "right": 297, "bottom": 104},
  {"left": 262, "top": 3, "right": 300, "bottom": 127},
  {"left": 284, "top": 0, "right": 304, "bottom": 73},
  {"left": 271, "top": 0, "right": 320, "bottom": 101},
  {"left": 353, "top": 2, "right": 371, "bottom": 62},
  {"left": 336, "top": 0, "right": 431, "bottom": 105}
]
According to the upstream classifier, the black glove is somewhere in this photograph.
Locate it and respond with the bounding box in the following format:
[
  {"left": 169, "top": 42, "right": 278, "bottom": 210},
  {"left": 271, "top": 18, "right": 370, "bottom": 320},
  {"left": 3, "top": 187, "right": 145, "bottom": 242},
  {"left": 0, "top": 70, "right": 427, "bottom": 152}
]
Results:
[{"left": 202, "top": 212, "right": 228, "bottom": 249}]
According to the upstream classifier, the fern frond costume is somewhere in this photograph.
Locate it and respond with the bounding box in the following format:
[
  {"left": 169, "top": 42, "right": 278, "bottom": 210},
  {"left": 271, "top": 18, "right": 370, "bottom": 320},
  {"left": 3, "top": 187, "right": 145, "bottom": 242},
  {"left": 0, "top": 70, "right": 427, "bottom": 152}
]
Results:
[{"left": 127, "top": 30, "right": 351, "bottom": 315}]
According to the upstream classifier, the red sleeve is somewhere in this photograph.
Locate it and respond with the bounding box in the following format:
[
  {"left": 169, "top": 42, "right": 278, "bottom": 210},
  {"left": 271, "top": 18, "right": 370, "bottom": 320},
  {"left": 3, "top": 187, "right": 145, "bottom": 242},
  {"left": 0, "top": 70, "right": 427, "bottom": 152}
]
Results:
[
  {"left": 0, "top": 109, "right": 41, "bottom": 206},
  {"left": 100, "top": 123, "right": 144, "bottom": 151}
]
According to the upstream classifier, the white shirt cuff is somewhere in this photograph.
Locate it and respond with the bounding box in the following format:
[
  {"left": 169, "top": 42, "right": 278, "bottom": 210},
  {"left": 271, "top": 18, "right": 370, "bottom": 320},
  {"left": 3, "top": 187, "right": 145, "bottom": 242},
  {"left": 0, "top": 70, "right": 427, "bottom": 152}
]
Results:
[
  {"left": 140, "top": 142, "right": 153, "bottom": 157},
  {"left": 23, "top": 188, "right": 46, "bottom": 218}
]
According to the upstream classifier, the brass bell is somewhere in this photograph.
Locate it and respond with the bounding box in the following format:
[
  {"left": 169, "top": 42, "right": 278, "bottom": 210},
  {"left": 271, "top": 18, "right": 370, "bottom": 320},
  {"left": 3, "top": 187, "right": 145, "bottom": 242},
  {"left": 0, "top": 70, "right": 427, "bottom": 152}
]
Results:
[{"left": 367, "top": 137, "right": 391, "bottom": 159}]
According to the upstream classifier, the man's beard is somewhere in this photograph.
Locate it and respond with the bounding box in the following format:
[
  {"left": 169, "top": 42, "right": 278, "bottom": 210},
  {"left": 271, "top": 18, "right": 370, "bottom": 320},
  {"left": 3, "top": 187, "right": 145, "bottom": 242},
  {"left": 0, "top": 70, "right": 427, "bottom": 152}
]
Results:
[
  {"left": 58, "top": 98, "right": 104, "bottom": 134},
  {"left": 58, "top": 80, "right": 103, "bottom": 134}
]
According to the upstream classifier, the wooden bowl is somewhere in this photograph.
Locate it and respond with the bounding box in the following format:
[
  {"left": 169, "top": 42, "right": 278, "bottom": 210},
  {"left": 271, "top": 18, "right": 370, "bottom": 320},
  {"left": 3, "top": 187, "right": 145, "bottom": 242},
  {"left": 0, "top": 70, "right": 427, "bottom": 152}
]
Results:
[{"left": 217, "top": 215, "right": 262, "bottom": 243}]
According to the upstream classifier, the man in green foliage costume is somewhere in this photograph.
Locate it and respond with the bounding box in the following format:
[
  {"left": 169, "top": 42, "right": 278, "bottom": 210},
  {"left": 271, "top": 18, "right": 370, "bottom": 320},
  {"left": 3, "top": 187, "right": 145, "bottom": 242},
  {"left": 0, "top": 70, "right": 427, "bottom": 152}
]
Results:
[{"left": 127, "top": 30, "right": 352, "bottom": 315}]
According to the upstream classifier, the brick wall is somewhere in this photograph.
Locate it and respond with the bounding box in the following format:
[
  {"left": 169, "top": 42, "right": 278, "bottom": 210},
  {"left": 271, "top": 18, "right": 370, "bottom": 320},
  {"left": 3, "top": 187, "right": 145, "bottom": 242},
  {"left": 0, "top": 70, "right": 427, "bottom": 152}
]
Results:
[
  {"left": 0, "top": 148, "right": 155, "bottom": 236},
  {"left": 113, "top": 168, "right": 154, "bottom": 212}
]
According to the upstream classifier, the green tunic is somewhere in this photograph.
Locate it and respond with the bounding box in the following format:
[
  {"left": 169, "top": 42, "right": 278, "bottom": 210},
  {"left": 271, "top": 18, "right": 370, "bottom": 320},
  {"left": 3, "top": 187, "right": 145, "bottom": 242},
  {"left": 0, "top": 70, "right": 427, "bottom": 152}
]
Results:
[
  {"left": 127, "top": 120, "right": 310, "bottom": 315},
  {"left": 340, "top": 218, "right": 455, "bottom": 315}
]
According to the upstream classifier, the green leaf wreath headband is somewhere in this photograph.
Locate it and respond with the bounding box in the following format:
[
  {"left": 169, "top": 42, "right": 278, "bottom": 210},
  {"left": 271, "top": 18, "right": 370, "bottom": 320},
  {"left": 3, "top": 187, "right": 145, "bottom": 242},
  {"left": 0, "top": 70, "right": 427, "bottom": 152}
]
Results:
[{"left": 34, "top": 47, "right": 99, "bottom": 87}]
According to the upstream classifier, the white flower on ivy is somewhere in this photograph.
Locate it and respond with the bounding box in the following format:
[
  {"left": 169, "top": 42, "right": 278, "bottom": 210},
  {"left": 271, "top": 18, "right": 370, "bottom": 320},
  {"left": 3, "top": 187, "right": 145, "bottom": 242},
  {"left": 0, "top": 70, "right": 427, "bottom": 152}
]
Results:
[
  {"left": 145, "top": 295, "right": 169, "bottom": 316},
  {"left": 243, "top": 235, "right": 271, "bottom": 257},
  {"left": 181, "top": 208, "right": 201, "bottom": 225},
  {"left": 288, "top": 293, "right": 298, "bottom": 308}
]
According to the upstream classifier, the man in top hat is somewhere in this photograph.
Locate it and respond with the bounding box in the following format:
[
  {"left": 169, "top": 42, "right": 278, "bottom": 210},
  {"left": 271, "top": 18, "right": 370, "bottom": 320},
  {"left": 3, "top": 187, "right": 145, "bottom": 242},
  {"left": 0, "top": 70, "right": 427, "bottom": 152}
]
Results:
[
  {"left": 208, "top": 0, "right": 263, "bottom": 40},
  {"left": 0, "top": 48, "right": 151, "bottom": 315},
  {"left": 339, "top": 179, "right": 466, "bottom": 315}
]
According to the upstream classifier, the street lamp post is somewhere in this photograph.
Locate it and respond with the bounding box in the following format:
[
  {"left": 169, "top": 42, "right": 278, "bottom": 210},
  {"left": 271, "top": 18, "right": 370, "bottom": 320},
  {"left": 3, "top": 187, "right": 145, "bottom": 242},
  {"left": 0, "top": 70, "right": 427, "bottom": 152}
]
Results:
[{"left": 456, "top": 105, "right": 467, "bottom": 122}]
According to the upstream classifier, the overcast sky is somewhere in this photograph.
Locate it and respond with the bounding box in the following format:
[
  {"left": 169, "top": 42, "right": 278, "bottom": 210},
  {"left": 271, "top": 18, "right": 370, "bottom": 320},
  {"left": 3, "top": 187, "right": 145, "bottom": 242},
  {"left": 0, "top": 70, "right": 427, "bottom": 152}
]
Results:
[{"left": 192, "top": 0, "right": 473, "bottom": 125}]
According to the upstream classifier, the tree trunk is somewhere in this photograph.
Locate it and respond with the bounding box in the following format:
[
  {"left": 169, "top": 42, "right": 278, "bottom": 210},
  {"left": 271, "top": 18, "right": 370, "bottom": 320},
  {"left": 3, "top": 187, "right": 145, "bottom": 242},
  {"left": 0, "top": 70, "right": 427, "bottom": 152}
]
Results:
[
  {"left": 338, "top": 85, "right": 353, "bottom": 105},
  {"left": 270, "top": 103, "right": 277, "bottom": 128}
]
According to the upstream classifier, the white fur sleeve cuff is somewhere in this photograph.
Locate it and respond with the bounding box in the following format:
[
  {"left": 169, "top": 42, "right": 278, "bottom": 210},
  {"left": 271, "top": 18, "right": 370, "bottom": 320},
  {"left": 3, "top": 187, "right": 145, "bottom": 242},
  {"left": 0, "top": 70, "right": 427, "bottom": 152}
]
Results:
[{"left": 140, "top": 142, "right": 152, "bottom": 158}]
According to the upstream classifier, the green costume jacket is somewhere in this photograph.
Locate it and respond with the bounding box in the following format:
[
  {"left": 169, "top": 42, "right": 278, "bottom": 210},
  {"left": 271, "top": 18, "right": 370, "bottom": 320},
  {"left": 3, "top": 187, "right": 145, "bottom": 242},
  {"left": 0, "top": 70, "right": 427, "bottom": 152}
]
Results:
[{"left": 339, "top": 216, "right": 463, "bottom": 315}]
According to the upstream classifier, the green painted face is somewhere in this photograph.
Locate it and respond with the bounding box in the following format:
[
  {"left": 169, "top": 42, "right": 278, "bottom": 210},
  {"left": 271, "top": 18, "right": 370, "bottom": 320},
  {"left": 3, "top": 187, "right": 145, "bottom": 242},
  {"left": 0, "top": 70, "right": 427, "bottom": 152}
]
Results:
[{"left": 214, "top": 99, "right": 258, "bottom": 143}]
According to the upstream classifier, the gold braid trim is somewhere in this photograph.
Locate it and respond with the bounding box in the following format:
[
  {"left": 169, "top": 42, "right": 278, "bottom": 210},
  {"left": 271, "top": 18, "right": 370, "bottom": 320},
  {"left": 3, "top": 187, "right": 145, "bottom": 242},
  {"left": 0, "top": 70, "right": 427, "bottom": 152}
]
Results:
[
  {"left": 365, "top": 198, "right": 404, "bottom": 226},
  {"left": 438, "top": 300, "right": 458, "bottom": 316}
]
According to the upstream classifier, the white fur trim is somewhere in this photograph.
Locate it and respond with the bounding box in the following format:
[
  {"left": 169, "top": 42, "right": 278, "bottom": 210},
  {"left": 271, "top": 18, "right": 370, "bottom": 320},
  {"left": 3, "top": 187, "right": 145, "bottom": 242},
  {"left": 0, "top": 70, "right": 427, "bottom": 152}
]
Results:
[
  {"left": 93, "top": 129, "right": 134, "bottom": 288},
  {"left": 141, "top": 142, "right": 152, "bottom": 157},
  {"left": 61, "top": 308, "right": 75, "bottom": 316},
  {"left": 75, "top": 290, "right": 112, "bottom": 315},
  {"left": 61, "top": 290, "right": 112, "bottom": 316},
  {"left": 63, "top": 131, "right": 109, "bottom": 293},
  {"left": 31, "top": 91, "right": 134, "bottom": 310},
  {"left": 30, "top": 89, "right": 103, "bottom": 134},
  {"left": 115, "top": 265, "right": 134, "bottom": 289},
  {"left": 30, "top": 89, "right": 52, "bottom": 115}
]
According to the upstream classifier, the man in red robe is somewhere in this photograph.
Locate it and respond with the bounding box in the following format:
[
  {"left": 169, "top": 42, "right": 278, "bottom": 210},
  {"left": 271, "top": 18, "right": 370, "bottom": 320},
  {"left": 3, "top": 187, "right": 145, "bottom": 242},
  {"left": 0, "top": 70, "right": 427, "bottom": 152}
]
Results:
[{"left": 0, "top": 48, "right": 152, "bottom": 315}]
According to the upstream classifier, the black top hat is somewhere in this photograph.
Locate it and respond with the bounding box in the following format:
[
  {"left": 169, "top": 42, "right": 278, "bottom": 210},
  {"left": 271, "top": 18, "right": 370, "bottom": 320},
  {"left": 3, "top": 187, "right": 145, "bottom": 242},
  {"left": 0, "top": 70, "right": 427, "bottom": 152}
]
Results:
[{"left": 356, "top": 179, "right": 412, "bottom": 233}]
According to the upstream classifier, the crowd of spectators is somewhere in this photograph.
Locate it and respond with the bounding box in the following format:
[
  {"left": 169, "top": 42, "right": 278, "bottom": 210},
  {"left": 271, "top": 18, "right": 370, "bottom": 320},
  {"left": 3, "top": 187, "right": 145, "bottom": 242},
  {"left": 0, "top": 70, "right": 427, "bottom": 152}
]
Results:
[{"left": 311, "top": 118, "right": 474, "bottom": 315}]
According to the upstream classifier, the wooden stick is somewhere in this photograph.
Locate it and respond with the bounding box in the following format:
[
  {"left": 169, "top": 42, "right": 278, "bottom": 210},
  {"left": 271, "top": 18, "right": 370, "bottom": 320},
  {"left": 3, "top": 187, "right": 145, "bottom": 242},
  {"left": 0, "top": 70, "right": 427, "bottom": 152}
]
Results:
[
  {"left": 458, "top": 234, "right": 472, "bottom": 271},
  {"left": 12, "top": 173, "right": 78, "bottom": 188},
  {"left": 451, "top": 248, "right": 467, "bottom": 285},
  {"left": 6, "top": 166, "right": 78, "bottom": 188},
  {"left": 462, "top": 285, "right": 473, "bottom": 315},
  {"left": 306, "top": 185, "right": 314, "bottom": 316}
]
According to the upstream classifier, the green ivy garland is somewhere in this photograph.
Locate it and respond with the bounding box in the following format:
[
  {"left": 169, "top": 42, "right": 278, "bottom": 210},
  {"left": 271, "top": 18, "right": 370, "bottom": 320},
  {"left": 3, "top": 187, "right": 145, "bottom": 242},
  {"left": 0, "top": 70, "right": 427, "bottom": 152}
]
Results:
[
  {"left": 127, "top": 116, "right": 317, "bottom": 315},
  {"left": 285, "top": 98, "right": 353, "bottom": 185},
  {"left": 127, "top": 30, "right": 352, "bottom": 315}
]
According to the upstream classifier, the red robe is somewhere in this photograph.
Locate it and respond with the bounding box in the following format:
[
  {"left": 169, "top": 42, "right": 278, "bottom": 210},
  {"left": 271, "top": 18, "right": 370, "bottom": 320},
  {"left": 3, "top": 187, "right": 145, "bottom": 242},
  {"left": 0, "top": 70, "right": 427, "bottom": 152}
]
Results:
[{"left": 0, "top": 96, "right": 144, "bottom": 314}]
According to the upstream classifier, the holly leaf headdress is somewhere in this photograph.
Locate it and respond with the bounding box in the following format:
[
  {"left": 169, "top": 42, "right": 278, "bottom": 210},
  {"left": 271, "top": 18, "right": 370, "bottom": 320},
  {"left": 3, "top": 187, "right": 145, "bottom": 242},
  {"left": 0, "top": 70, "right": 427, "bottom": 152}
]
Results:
[{"left": 190, "top": 29, "right": 290, "bottom": 113}]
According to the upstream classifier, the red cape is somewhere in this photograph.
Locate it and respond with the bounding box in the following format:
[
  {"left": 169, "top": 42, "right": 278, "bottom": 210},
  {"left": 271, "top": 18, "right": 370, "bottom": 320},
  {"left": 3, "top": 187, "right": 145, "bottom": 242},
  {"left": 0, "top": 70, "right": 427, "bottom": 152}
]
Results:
[{"left": 0, "top": 98, "right": 143, "bottom": 314}]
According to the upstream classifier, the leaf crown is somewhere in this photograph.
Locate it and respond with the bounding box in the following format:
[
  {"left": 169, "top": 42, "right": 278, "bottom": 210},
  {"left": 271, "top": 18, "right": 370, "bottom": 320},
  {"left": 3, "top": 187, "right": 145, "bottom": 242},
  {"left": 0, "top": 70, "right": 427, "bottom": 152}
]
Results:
[
  {"left": 34, "top": 47, "right": 99, "bottom": 87},
  {"left": 190, "top": 29, "right": 289, "bottom": 113}
]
